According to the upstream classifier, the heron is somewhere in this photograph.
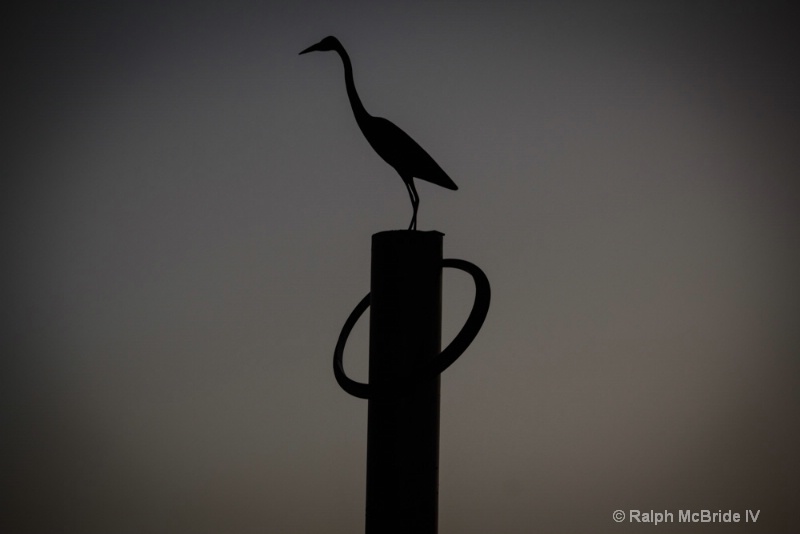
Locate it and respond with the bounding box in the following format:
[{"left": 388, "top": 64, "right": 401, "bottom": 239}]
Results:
[{"left": 300, "top": 36, "right": 457, "bottom": 231}]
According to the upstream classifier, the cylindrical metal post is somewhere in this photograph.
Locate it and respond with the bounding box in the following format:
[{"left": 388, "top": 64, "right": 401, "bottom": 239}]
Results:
[{"left": 366, "top": 230, "right": 442, "bottom": 534}]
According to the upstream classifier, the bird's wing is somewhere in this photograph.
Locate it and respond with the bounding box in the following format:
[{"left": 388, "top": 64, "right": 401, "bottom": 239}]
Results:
[{"left": 367, "top": 117, "right": 458, "bottom": 191}]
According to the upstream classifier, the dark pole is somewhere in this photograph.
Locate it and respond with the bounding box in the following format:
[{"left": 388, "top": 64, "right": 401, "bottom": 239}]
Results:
[
  {"left": 333, "top": 230, "right": 489, "bottom": 533},
  {"left": 366, "top": 230, "right": 442, "bottom": 534}
]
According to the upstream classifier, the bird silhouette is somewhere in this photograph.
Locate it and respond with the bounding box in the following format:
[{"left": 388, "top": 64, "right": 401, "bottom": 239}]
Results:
[{"left": 300, "top": 36, "right": 457, "bottom": 231}]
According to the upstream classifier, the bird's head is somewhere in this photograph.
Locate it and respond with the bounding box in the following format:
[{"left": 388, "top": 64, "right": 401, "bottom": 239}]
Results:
[{"left": 299, "top": 36, "right": 341, "bottom": 55}]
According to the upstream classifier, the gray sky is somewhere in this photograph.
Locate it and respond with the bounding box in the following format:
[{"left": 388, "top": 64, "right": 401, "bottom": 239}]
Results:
[{"left": 5, "top": 1, "right": 799, "bottom": 532}]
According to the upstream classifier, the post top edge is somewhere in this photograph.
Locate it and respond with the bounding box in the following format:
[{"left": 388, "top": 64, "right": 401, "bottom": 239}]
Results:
[{"left": 372, "top": 230, "right": 444, "bottom": 238}]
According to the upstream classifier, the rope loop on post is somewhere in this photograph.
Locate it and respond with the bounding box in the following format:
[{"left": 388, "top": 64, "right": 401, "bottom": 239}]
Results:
[{"left": 333, "top": 258, "right": 490, "bottom": 399}]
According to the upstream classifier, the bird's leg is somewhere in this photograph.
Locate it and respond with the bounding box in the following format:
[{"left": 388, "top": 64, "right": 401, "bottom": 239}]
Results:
[
  {"left": 404, "top": 181, "right": 414, "bottom": 230},
  {"left": 412, "top": 185, "right": 419, "bottom": 231},
  {"left": 405, "top": 180, "right": 419, "bottom": 231}
]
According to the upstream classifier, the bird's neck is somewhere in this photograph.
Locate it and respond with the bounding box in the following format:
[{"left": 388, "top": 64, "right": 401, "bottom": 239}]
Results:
[{"left": 336, "top": 46, "right": 370, "bottom": 125}]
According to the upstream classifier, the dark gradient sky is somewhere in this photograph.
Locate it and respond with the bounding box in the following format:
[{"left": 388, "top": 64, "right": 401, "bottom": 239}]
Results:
[{"left": 5, "top": 1, "right": 799, "bottom": 533}]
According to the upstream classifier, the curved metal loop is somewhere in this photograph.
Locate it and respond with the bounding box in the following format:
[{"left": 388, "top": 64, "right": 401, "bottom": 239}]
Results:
[
  {"left": 333, "top": 293, "right": 371, "bottom": 399},
  {"left": 333, "top": 258, "right": 490, "bottom": 399}
]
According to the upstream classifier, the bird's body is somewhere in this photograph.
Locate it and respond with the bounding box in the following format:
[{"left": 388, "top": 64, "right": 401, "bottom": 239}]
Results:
[
  {"left": 300, "top": 36, "right": 456, "bottom": 230},
  {"left": 363, "top": 116, "right": 456, "bottom": 189}
]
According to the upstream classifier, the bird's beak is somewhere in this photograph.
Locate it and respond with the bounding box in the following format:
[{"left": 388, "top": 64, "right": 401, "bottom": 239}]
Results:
[{"left": 299, "top": 43, "right": 319, "bottom": 55}]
